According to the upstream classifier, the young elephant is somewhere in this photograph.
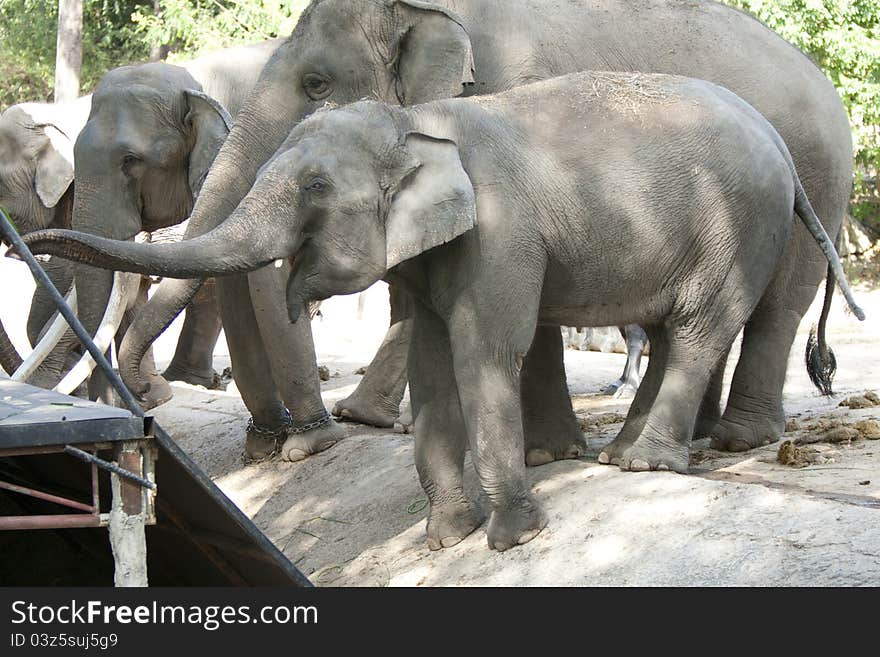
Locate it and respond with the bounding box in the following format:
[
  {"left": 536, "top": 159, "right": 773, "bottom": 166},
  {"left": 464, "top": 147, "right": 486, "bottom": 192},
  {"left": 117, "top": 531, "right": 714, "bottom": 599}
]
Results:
[{"left": 22, "top": 72, "right": 864, "bottom": 550}]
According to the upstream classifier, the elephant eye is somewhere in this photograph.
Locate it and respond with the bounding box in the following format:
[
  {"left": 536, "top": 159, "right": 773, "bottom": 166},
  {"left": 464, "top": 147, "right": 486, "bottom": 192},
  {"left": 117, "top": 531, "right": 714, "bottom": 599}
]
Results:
[
  {"left": 302, "top": 73, "right": 331, "bottom": 101},
  {"left": 121, "top": 154, "right": 140, "bottom": 173},
  {"left": 305, "top": 178, "right": 328, "bottom": 194}
]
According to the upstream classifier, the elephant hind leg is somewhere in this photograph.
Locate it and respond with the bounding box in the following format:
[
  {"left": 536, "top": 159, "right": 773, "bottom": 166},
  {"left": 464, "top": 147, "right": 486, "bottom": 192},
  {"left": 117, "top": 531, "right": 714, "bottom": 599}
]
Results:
[
  {"left": 598, "top": 326, "right": 668, "bottom": 466},
  {"left": 693, "top": 348, "right": 729, "bottom": 440},
  {"left": 520, "top": 325, "right": 586, "bottom": 467},
  {"left": 710, "top": 302, "right": 800, "bottom": 452},
  {"left": 615, "top": 324, "right": 736, "bottom": 473}
]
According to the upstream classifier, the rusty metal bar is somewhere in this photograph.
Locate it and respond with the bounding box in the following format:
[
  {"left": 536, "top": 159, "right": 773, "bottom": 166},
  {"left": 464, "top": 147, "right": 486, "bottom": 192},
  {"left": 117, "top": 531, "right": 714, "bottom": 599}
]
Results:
[
  {"left": 0, "top": 479, "right": 95, "bottom": 513},
  {"left": 63, "top": 445, "right": 156, "bottom": 490},
  {"left": 0, "top": 513, "right": 102, "bottom": 530},
  {"left": 91, "top": 458, "right": 100, "bottom": 514},
  {"left": 0, "top": 445, "right": 67, "bottom": 458}
]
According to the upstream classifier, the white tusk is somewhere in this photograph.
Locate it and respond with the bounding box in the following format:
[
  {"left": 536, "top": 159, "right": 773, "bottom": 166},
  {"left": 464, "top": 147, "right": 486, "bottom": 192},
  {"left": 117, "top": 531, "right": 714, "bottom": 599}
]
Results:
[
  {"left": 11, "top": 286, "right": 78, "bottom": 381},
  {"left": 53, "top": 272, "right": 138, "bottom": 395}
]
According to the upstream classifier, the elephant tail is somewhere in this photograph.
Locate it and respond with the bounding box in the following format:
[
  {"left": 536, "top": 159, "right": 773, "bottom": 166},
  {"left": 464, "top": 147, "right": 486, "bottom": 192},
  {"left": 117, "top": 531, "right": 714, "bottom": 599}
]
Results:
[
  {"left": 791, "top": 175, "right": 864, "bottom": 322},
  {"left": 805, "top": 248, "right": 837, "bottom": 395}
]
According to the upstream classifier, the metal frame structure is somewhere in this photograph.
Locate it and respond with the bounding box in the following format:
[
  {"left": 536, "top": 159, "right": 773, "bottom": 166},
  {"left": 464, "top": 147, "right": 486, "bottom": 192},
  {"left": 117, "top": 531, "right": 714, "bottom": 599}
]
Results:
[{"left": 0, "top": 209, "right": 310, "bottom": 586}]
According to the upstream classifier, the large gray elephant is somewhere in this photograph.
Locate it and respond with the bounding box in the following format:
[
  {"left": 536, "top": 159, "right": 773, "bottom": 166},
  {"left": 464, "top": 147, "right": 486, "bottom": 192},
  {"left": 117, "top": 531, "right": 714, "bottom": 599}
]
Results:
[
  {"left": 56, "top": 39, "right": 288, "bottom": 408},
  {"left": 23, "top": 0, "right": 853, "bottom": 462},
  {"left": 24, "top": 74, "right": 864, "bottom": 551}
]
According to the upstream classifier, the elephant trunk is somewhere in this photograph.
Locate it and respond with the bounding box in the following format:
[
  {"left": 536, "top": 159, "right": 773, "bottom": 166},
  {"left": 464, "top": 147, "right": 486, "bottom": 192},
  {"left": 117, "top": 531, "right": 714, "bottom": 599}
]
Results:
[
  {"left": 22, "top": 189, "right": 297, "bottom": 279},
  {"left": 118, "top": 278, "right": 201, "bottom": 396}
]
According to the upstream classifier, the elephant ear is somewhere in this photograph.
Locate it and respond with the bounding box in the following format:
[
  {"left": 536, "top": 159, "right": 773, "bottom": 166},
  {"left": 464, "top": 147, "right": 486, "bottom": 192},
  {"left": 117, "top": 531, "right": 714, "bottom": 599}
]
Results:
[
  {"left": 392, "top": 0, "right": 475, "bottom": 105},
  {"left": 385, "top": 132, "right": 476, "bottom": 269},
  {"left": 184, "top": 89, "right": 233, "bottom": 198},
  {"left": 34, "top": 124, "right": 74, "bottom": 208}
]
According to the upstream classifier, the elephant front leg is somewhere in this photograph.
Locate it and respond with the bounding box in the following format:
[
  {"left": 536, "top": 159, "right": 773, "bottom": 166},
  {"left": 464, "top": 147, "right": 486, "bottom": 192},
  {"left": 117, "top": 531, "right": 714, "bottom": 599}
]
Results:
[
  {"left": 521, "top": 325, "right": 586, "bottom": 466},
  {"left": 448, "top": 305, "right": 547, "bottom": 551},
  {"left": 333, "top": 284, "right": 411, "bottom": 428},
  {"left": 247, "top": 265, "right": 345, "bottom": 462},
  {"left": 217, "top": 274, "right": 291, "bottom": 460},
  {"left": 410, "top": 303, "right": 482, "bottom": 550},
  {"left": 163, "top": 278, "right": 223, "bottom": 389}
]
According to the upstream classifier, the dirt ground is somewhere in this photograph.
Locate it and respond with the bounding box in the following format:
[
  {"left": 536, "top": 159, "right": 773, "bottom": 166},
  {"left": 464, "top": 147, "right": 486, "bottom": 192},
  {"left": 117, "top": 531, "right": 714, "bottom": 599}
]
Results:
[{"left": 2, "top": 251, "right": 879, "bottom": 586}]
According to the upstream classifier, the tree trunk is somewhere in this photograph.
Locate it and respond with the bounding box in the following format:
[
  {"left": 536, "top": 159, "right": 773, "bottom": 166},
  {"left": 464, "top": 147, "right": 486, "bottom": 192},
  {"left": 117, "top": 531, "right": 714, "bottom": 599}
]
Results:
[
  {"left": 54, "top": 0, "right": 83, "bottom": 102},
  {"left": 149, "top": 0, "right": 169, "bottom": 62}
]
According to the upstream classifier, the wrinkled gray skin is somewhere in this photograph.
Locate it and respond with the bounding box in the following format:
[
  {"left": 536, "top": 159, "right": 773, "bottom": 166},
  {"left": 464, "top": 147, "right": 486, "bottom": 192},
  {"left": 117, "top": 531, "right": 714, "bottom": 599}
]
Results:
[
  {"left": 68, "top": 40, "right": 283, "bottom": 407},
  {"left": 27, "top": 75, "right": 863, "bottom": 551},
  {"left": 0, "top": 99, "right": 86, "bottom": 384},
  {"left": 24, "top": 0, "right": 852, "bottom": 462}
]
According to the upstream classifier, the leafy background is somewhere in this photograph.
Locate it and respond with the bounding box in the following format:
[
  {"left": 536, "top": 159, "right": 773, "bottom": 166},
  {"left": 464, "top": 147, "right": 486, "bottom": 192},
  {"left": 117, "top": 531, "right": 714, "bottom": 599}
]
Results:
[{"left": 0, "top": 0, "right": 877, "bottom": 226}]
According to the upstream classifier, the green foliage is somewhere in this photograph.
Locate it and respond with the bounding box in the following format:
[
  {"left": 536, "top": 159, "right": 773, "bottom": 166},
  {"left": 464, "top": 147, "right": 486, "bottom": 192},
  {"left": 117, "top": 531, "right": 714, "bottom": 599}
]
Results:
[
  {"left": 724, "top": 0, "right": 880, "bottom": 224},
  {"left": 0, "top": 1, "right": 304, "bottom": 108},
  {"left": 0, "top": 1, "right": 153, "bottom": 107},
  {"left": 131, "top": 1, "right": 307, "bottom": 58}
]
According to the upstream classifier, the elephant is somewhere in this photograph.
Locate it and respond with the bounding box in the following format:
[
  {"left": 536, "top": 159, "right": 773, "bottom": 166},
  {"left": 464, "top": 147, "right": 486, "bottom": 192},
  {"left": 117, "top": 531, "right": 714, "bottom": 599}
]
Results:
[
  {"left": 51, "top": 39, "right": 289, "bottom": 409},
  {"left": 0, "top": 97, "right": 175, "bottom": 396},
  {"left": 21, "top": 0, "right": 853, "bottom": 463},
  {"left": 0, "top": 41, "right": 281, "bottom": 400},
  {"left": 0, "top": 97, "right": 89, "bottom": 384},
  {"left": 23, "top": 73, "right": 865, "bottom": 551}
]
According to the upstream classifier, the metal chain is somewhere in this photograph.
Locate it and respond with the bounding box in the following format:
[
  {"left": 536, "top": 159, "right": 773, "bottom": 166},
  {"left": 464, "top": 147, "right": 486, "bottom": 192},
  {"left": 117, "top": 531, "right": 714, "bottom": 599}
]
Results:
[
  {"left": 246, "top": 407, "right": 292, "bottom": 440},
  {"left": 246, "top": 408, "right": 333, "bottom": 438},
  {"left": 288, "top": 412, "right": 333, "bottom": 435}
]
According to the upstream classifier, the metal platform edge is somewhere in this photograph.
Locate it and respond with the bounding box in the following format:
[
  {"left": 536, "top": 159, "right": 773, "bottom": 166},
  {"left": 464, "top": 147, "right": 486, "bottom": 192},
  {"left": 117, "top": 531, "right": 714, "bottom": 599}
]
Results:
[{"left": 150, "top": 422, "right": 312, "bottom": 587}]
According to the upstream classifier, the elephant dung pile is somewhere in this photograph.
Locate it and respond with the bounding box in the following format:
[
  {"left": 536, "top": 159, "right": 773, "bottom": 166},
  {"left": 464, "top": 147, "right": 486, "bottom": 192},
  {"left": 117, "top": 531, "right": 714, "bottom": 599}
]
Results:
[{"left": 776, "top": 394, "right": 880, "bottom": 467}]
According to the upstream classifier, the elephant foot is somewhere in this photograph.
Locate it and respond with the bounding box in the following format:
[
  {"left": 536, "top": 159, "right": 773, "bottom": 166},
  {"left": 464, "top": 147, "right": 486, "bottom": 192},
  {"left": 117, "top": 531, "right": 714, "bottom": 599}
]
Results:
[
  {"left": 486, "top": 498, "right": 548, "bottom": 552},
  {"left": 394, "top": 401, "right": 413, "bottom": 434},
  {"left": 602, "top": 377, "right": 639, "bottom": 399},
  {"left": 279, "top": 419, "right": 346, "bottom": 462},
  {"left": 332, "top": 391, "right": 399, "bottom": 428},
  {"left": 709, "top": 413, "right": 784, "bottom": 452},
  {"left": 524, "top": 432, "right": 586, "bottom": 467},
  {"left": 597, "top": 429, "right": 637, "bottom": 466},
  {"left": 139, "top": 374, "right": 173, "bottom": 411},
  {"left": 162, "top": 363, "right": 222, "bottom": 390},
  {"left": 523, "top": 411, "right": 586, "bottom": 467},
  {"left": 617, "top": 437, "right": 689, "bottom": 473},
  {"left": 426, "top": 499, "right": 482, "bottom": 551}
]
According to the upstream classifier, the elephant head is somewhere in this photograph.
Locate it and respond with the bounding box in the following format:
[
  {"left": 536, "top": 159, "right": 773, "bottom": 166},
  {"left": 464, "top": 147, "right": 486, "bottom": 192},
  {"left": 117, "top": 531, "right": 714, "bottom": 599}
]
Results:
[
  {"left": 21, "top": 102, "right": 476, "bottom": 322},
  {"left": 0, "top": 100, "right": 84, "bottom": 374},
  {"left": 66, "top": 62, "right": 231, "bottom": 398},
  {"left": 86, "top": 0, "right": 477, "bottom": 378}
]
